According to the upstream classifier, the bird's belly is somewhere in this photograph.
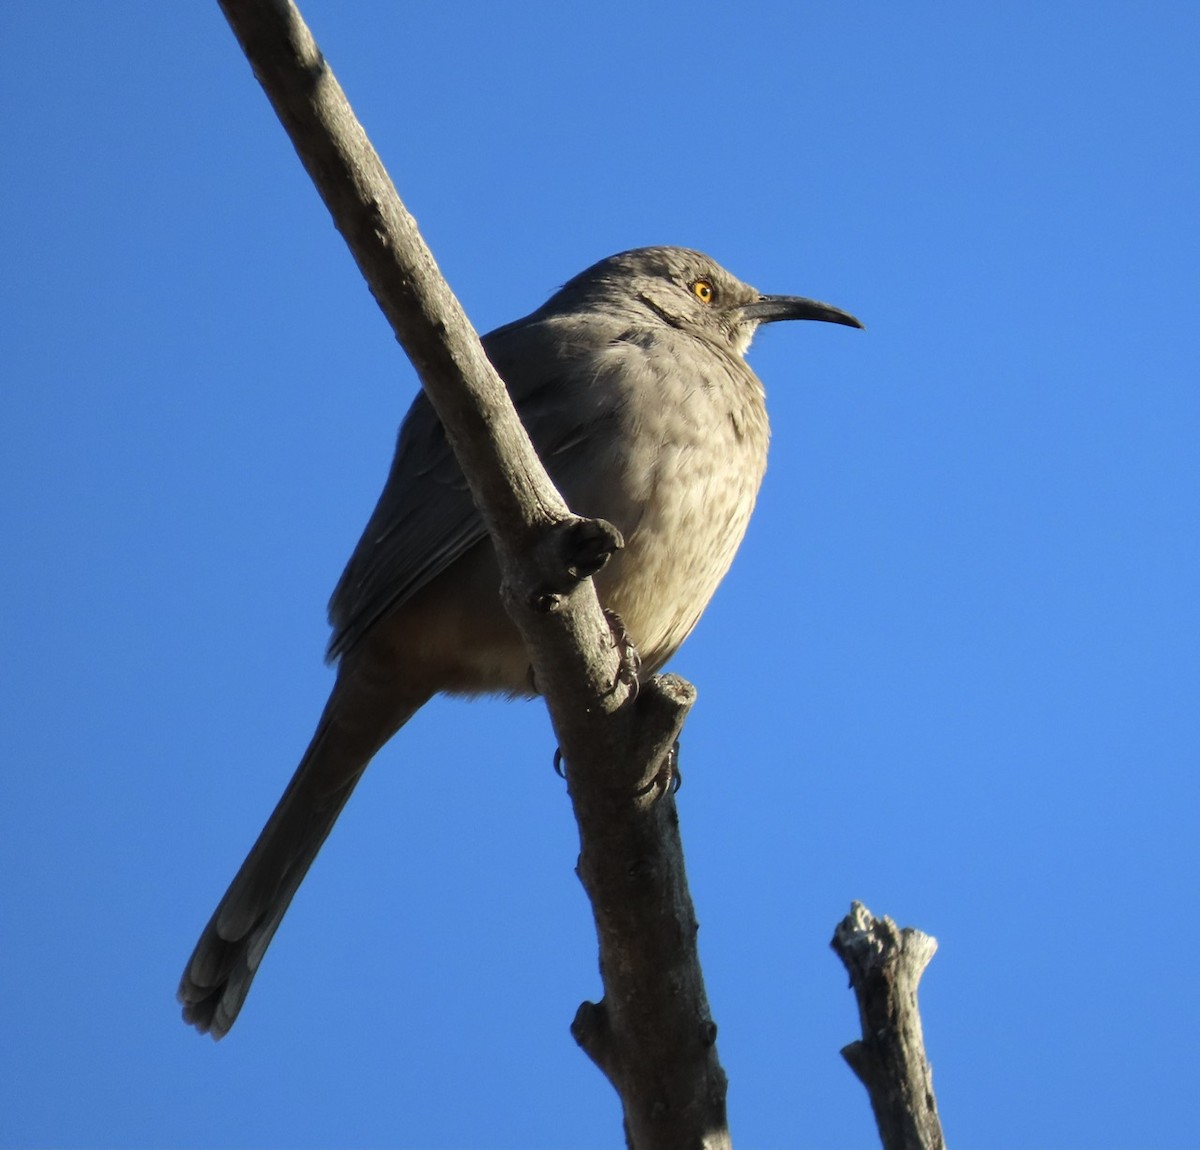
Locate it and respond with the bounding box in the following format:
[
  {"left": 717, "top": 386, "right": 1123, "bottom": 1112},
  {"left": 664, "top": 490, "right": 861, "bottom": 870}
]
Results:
[{"left": 593, "top": 433, "right": 766, "bottom": 674}]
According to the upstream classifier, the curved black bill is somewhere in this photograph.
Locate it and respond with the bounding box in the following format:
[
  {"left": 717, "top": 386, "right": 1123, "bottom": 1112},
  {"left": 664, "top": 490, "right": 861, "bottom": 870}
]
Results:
[{"left": 741, "top": 294, "right": 864, "bottom": 330}]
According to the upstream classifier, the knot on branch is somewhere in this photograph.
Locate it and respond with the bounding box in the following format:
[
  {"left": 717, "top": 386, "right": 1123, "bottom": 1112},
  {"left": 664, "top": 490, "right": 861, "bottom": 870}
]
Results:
[
  {"left": 561, "top": 516, "right": 623, "bottom": 579},
  {"left": 571, "top": 999, "right": 613, "bottom": 1073},
  {"left": 526, "top": 516, "right": 624, "bottom": 611}
]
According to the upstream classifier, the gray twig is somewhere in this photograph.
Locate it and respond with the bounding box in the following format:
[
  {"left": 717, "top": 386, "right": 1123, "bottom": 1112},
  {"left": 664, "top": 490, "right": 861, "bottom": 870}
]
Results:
[{"left": 832, "top": 902, "right": 946, "bottom": 1150}]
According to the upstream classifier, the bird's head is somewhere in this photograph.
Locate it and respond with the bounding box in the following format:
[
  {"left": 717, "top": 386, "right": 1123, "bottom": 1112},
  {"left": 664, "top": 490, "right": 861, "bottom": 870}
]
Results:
[{"left": 551, "top": 246, "right": 863, "bottom": 357}]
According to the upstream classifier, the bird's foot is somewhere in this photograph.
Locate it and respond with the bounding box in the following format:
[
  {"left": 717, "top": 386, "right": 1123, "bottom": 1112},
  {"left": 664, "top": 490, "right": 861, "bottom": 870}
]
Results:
[
  {"left": 556, "top": 739, "right": 679, "bottom": 794},
  {"left": 604, "top": 608, "right": 641, "bottom": 699}
]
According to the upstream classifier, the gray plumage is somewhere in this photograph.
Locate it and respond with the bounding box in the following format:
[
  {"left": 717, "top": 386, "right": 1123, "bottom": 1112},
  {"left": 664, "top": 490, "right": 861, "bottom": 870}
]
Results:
[{"left": 178, "top": 245, "right": 861, "bottom": 1038}]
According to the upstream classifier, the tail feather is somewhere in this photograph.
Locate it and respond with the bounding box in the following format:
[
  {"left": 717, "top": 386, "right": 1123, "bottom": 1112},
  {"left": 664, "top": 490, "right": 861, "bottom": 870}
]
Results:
[{"left": 178, "top": 678, "right": 426, "bottom": 1039}]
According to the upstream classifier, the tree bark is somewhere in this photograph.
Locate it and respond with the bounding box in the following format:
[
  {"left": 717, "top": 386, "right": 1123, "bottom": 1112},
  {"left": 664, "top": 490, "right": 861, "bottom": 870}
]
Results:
[
  {"left": 215, "top": 2, "right": 729, "bottom": 1145},
  {"left": 831, "top": 903, "right": 946, "bottom": 1150}
]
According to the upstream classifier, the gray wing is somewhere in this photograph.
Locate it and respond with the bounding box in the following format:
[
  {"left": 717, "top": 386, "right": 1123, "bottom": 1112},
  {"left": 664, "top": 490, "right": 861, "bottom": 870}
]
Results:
[
  {"left": 325, "top": 388, "right": 485, "bottom": 661},
  {"left": 326, "top": 312, "right": 631, "bottom": 662}
]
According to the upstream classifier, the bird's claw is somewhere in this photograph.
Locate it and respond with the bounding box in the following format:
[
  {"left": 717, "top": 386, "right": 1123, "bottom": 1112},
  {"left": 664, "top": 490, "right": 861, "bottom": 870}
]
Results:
[{"left": 664, "top": 739, "right": 682, "bottom": 794}]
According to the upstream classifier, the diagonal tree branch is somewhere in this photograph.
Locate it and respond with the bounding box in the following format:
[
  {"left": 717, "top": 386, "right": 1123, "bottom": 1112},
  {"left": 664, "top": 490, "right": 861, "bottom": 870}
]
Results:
[{"left": 216, "top": 2, "right": 729, "bottom": 1145}]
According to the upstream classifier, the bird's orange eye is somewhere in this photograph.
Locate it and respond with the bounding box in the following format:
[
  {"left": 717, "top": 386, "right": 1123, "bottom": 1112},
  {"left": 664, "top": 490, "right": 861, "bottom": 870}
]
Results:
[{"left": 691, "top": 279, "right": 715, "bottom": 304}]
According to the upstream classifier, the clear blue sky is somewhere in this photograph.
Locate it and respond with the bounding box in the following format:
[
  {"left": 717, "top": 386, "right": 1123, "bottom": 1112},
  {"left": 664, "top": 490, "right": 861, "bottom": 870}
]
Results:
[{"left": 3, "top": 4, "right": 1197, "bottom": 1147}]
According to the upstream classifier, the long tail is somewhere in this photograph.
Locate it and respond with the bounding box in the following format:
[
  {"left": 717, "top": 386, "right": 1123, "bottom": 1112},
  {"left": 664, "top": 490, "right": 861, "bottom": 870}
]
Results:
[{"left": 178, "top": 668, "right": 428, "bottom": 1039}]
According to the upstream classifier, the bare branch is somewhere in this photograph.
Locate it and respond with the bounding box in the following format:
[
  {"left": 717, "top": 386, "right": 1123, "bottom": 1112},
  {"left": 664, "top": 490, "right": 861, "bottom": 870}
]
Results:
[
  {"left": 216, "top": 1, "right": 729, "bottom": 1144},
  {"left": 831, "top": 903, "right": 946, "bottom": 1150}
]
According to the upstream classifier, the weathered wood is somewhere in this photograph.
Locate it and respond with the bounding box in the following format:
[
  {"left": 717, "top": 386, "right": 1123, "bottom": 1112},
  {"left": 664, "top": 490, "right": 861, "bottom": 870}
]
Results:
[{"left": 832, "top": 903, "right": 946, "bottom": 1150}]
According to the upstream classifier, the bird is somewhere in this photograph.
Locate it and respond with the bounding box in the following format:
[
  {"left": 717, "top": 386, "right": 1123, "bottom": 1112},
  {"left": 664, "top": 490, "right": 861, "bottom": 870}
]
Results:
[{"left": 178, "top": 245, "right": 862, "bottom": 1038}]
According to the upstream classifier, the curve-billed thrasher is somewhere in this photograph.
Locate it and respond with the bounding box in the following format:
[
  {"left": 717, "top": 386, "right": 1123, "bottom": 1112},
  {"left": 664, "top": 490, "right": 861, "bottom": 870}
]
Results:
[{"left": 178, "top": 246, "right": 862, "bottom": 1038}]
